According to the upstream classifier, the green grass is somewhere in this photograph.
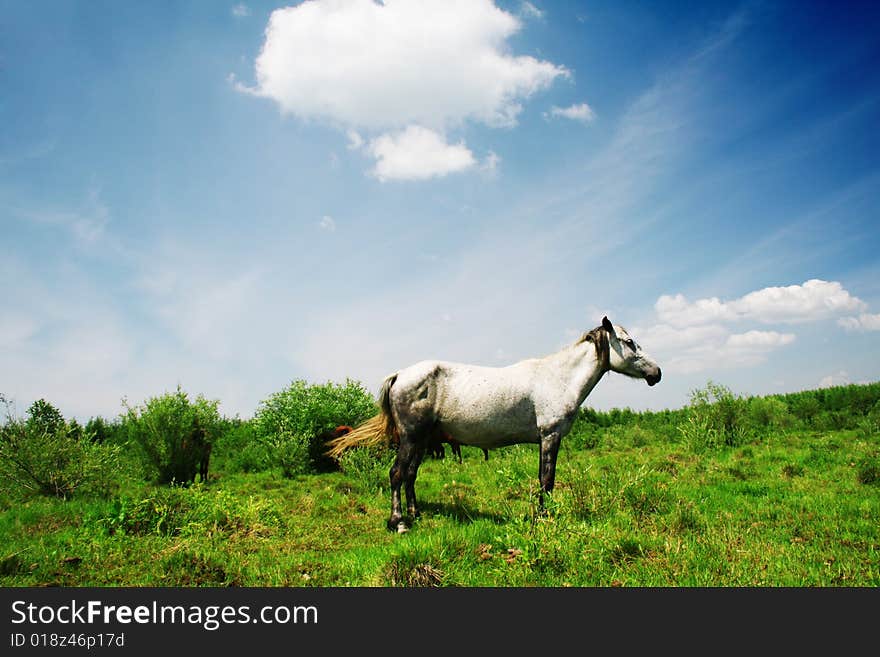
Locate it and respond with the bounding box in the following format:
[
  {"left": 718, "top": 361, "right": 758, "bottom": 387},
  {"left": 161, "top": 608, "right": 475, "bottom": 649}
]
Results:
[{"left": 1, "top": 427, "right": 878, "bottom": 587}]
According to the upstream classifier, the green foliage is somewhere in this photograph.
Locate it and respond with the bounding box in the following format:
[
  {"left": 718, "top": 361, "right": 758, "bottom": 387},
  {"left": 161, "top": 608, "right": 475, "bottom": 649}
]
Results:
[
  {"left": 96, "top": 485, "right": 284, "bottom": 537},
  {"left": 84, "top": 416, "right": 123, "bottom": 444},
  {"left": 253, "top": 379, "right": 376, "bottom": 475},
  {"left": 123, "top": 387, "right": 220, "bottom": 485},
  {"left": 746, "top": 396, "right": 792, "bottom": 432},
  {"left": 856, "top": 454, "right": 880, "bottom": 485},
  {"left": 679, "top": 382, "right": 748, "bottom": 450},
  {"left": 338, "top": 446, "right": 393, "bottom": 493},
  {"left": 213, "top": 420, "right": 272, "bottom": 473},
  {"left": 265, "top": 431, "right": 312, "bottom": 479},
  {"left": 26, "top": 399, "right": 65, "bottom": 436},
  {"left": 858, "top": 402, "right": 880, "bottom": 438},
  {"left": 0, "top": 395, "right": 122, "bottom": 499}
]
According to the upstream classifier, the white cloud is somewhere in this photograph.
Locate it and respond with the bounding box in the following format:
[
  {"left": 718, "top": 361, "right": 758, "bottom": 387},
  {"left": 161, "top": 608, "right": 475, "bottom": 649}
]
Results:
[
  {"left": 544, "top": 102, "right": 596, "bottom": 123},
  {"left": 656, "top": 279, "right": 866, "bottom": 327},
  {"left": 819, "top": 371, "right": 850, "bottom": 388},
  {"left": 725, "top": 330, "right": 796, "bottom": 349},
  {"left": 232, "top": 3, "right": 251, "bottom": 18},
  {"left": 136, "top": 258, "right": 266, "bottom": 363},
  {"left": 236, "top": 0, "right": 571, "bottom": 182},
  {"left": 346, "top": 129, "right": 365, "bottom": 151},
  {"left": 519, "top": 2, "right": 544, "bottom": 20},
  {"left": 243, "top": 0, "right": 568, "bottom": 131},
  {"left": 318, "top": 215, "right": 337, "bottom": 231},
  {"left": 838, "top": 312, "right": 880, "bottom": 332},
  {"left": 632, "top": 324, "right": 795, "bottom": 374},
  {"left": 480, "top": 151, "right": 502, "bottom": 177},
  {"left": 367, "top": 126, "right": 476, "bottom": 182}
]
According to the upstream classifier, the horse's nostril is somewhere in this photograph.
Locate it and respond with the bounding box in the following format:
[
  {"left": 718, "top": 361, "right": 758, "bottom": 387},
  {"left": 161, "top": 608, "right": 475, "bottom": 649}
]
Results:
[{"left": 646, "top": 368, "right": 661, "bottom": 386}]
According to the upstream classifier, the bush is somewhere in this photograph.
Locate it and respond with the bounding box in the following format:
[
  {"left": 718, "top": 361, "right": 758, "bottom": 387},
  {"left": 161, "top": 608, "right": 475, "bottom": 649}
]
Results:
[
  {"left": 264, "top": 431, "right": 311, "bottom": 479},
  {"left": 680, "top": 382, "right": 748, "bottom": 450},
  {"left": 123, "top": 387, "right": 220, "bottom": 485},
  {"left": 84, "top": 416, "right": 122, "bottom": 444},
  {"left": 0, "top": 395, "right": 122, "bottom": 499},
  {"left": 97, "top": 485, "right": 284, "bottom": 537},
  {"left": 746, "top": 396, "right": 792, "bottom": 434},
  {"left": 253, "top": 379, "right": 376, "bottom": 475},
  {"left": 854, "top": 401, "right": 880, "bottom": 439},
  {"left": 338, "top": 446, "right": 392, "bottom": 493},
  {"left": 213, "top": 421, "right": 272, "bottom": 473},
  {"left": 856, "top": 455, "right": 880, "bottom": 486}
]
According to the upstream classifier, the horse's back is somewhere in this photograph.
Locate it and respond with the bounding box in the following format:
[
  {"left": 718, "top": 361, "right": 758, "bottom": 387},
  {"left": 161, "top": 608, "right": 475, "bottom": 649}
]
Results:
[{"left": 392, "top": 359, "right": 540, "bottom": 447}]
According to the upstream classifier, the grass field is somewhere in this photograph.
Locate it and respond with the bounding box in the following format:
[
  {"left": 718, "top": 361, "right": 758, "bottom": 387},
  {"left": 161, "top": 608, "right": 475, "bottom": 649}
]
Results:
[{"left": 1, "top": 418, "right": 877, "bottom": 587}]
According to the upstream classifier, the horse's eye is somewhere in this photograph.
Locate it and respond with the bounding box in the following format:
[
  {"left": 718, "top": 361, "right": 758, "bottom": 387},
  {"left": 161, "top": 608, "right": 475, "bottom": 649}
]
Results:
[{"left": 625, "top": 339, "right": 636, "bottom": 349}]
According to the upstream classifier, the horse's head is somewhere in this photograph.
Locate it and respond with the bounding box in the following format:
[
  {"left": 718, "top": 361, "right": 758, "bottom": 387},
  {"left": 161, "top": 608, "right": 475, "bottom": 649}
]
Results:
[{"left": 601, "top": 316, "right": 662, "bottom": 386}]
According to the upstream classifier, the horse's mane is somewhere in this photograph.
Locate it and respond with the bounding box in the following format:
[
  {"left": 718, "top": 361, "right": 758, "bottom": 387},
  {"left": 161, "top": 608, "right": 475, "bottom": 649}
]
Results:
[{"left": 574, "top": 326, "right": 610, "bottom": 369}]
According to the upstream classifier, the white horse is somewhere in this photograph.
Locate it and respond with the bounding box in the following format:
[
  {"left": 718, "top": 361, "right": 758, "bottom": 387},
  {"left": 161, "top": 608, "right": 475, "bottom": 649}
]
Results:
[{"left": 327, "top": 317, "right": 661, "bottom": 532}]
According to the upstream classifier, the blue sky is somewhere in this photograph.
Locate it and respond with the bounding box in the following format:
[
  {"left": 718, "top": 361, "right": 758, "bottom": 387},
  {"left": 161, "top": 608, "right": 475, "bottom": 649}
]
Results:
[{"left": 2, "top": 0, "right": 879, "bottom": 421}]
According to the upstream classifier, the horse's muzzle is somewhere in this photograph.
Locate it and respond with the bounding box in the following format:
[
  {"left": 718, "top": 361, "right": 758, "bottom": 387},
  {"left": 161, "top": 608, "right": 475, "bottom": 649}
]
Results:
[{"left": 646, "top": 368, "right": 661, "bottom": 386}]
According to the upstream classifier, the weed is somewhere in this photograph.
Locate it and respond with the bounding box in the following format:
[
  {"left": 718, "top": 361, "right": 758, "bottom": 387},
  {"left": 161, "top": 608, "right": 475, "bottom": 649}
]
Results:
[{"left": 856, "top": 455, "right": 880, "bottom": 485}]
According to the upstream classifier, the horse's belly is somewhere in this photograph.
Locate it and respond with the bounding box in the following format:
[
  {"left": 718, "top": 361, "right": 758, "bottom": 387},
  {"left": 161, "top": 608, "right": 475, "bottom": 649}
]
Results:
[{"left": 437, "top": 396, "right": 540, "bottom": 448}]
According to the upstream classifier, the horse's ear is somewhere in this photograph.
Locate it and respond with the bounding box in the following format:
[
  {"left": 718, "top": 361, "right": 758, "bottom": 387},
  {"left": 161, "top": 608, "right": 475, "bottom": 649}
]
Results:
[{"left": 602, "top": 316, "right": 614, "bottom": 333}]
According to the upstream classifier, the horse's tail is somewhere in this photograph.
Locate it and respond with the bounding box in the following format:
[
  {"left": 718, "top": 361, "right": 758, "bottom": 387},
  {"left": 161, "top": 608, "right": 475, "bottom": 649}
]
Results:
[{"left": 325, "top": 373, "right": 399, "bottom": 460}]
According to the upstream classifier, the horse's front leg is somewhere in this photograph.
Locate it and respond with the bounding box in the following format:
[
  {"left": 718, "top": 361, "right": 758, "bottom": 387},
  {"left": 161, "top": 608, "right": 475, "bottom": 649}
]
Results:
[{"left": 537, "top": 431, "right": 562, "bottom": 510}]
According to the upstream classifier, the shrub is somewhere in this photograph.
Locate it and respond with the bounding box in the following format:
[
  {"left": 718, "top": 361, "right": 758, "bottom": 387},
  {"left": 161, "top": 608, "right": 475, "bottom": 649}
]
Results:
[
  {"left": 213, "top": 421, "right": 272, "bottom": 473},
  {"left": 263, "top": 431, "right": 311, "bottom": 479},
  {"left": 856, "top": 455, "right": 880, "bottom": 486},
  {"left": 746, "top": 396, "right": 792, "bottom": 434},
  {"left": 123, "top": 387, "right": 220, "bottom": 485},
  {"left": 680, "top": 382, "right": 748, "bottom": 450},
  {"left": 84, "top": 416, "right": 122, "bottom": 444},
  {"left": 253, "top": 379, "right": 376, "bottom": 475},
  {"left": 25, "top": 398, "right": 65, "bottom": 436},
  {"left": 98, "top": 485, "right": 283, "bottom": 537},
  {"left": 338, "top": 446, "right": 393, "bottom": 493},
  {"left": 0, "top": 395, "right": 122, "bottom": 499},
  {"left": 857, "top": 401, "right": 880, "bottom": 438}
]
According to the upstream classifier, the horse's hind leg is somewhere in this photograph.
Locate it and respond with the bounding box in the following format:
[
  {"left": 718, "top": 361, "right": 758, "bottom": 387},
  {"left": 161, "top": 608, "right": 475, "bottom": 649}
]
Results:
[
  {"left": 388, "top": 435, "right": 424, "bottom": 531},
  {"left": 404, "top": 441, "right": 426, "bottom": 518},
  {"left": 388, "top": 429, "right": 430, "bottom": 532}
]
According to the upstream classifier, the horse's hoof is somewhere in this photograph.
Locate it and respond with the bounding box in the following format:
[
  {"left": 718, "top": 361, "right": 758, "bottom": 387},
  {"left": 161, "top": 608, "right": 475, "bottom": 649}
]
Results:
[{"left": 396, "top": 522, "right": 409, "bottom": 534}]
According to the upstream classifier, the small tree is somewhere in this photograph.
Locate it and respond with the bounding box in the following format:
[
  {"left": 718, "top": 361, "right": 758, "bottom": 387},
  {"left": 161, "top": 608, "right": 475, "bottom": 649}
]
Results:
[
  {"left": 0, "top": 395, "right": 121, "bottom": 499},
  {"left": 124, "top": 387, "right": 220, "bottom": 485},
  {"left": 26, "top": 398, "right": 65, "bottom": 436}
]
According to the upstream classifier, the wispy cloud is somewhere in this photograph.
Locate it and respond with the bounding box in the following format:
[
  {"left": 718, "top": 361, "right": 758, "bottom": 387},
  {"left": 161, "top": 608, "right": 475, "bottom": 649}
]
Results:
[
  {"left": 544, "top": 102, "right": 595, "bottom": 123},
  {"left": 10, "top": 186, "right": 131, "bottom": 260},
  {"left": 287, "top": 6, "right": 759, "bottom": 397},
  {"left": 318, "top": 215, "right": 337, "bottom": 231},
  {"left": 519, "top": 2, "right": 544, "bottom": 20},
  {"left": 818, "top": 370, "right": 850, "bottom": 388},
  {"left": 838, "top": 312, "right": 880, "bottom": 332},
  {"left": 231, "top": 3, "right": 251, "bottom": 18}
]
